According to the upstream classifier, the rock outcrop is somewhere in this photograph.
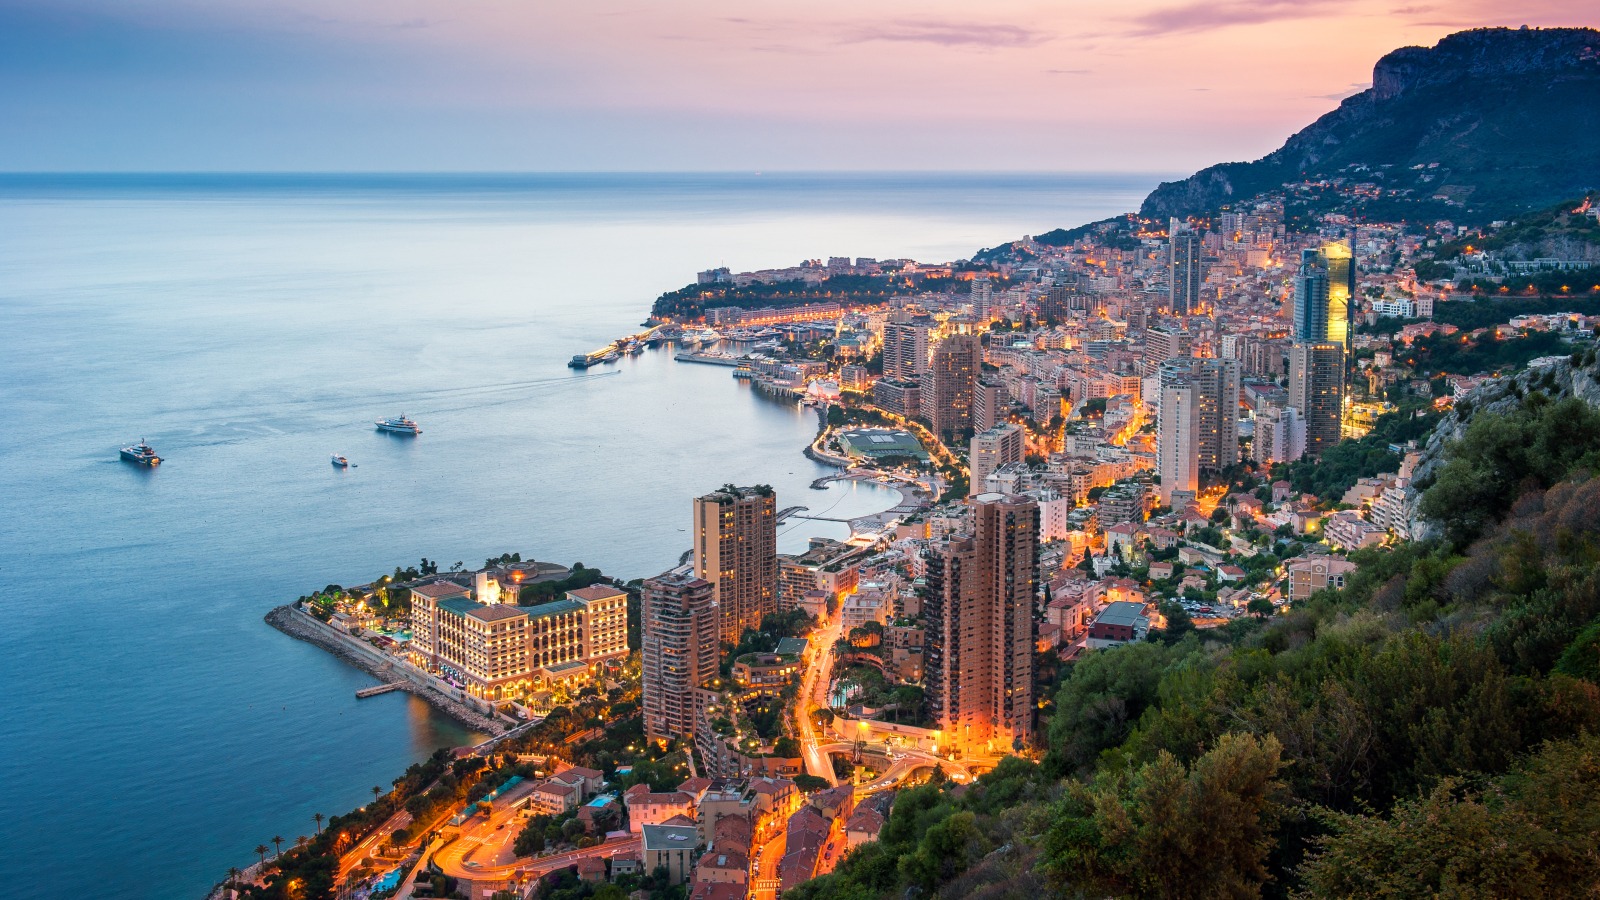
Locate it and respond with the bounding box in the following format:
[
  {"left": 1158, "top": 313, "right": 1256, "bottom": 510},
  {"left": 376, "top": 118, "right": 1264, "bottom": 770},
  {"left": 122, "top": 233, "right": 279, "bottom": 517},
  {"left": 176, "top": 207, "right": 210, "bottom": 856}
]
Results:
[{"left": 1406, "top": 350, "right": 1600, "bottom": 539}]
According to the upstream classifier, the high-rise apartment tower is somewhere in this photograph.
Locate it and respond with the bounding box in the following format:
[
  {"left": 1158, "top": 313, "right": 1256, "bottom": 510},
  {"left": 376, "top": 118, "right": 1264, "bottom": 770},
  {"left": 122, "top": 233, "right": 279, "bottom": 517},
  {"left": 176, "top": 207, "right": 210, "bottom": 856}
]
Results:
[
  {"left": 641, "top": 572, "right": 719, "bottom": 743},
  {"left": 692, "top": 485, "right": 778, "bottom": 644},
  {"left": 923, "top": 493, "right": 1039, "bottom": 753}
]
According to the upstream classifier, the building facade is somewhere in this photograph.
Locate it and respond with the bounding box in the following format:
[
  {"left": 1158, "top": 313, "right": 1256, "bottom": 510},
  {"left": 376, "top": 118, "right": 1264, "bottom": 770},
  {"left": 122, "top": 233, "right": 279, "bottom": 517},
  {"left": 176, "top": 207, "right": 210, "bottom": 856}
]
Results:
[
  {"left": 1157, "top": 381, "right": 1199, "bottom": 506},
  {"left": 1168, "top": 226, "right": 1202, "bottom": 315},
  {"left": 881, "top": 310, "right": 930, "bottom": 381},
  {"left": 642, "top": 572, "right": 720, "bottom": 743},
  {"left": 408, "top": 582, "right": 629, "bottom": 700},
  {"left": 969, "top": 423, "right": 1024, "bottom": 494},
  {"left": 1292, "top": 241, "right": 1356, "bottom": 353},
  {"left": 928, "top": 334, "right": 981, "bottom": 442},
  {"left": 971, "top": 378, "right": 1006, "bottom": 432},
  {"left": 693, "top": 485, "right": 778, "bottom": 644},
  {"left": 922, "top": 493, "right": 1039, "bottom": 754},
  {"left": 1289, "top": 342, "right": 1345, "bottom": 460}
]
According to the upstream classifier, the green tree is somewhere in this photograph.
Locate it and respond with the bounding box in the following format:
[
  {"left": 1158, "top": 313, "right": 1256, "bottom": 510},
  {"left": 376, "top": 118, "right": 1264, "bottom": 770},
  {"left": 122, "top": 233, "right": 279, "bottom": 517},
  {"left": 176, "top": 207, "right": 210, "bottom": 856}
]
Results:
[
  {"left": 1042, "top": 733, "right": 1286, "bottom": 900},
  {"left": 1298, "top": 733, "right": 1600, "bottom": 899},
  {"left": 1420, "top": 395, "right": 1600, "bottom": 547},
  {"left": 1047, "top": 639, "right": 1202, "bottom": 775},
  {"left": 898, "top": 810, "right": 987, "bottom": 891}
]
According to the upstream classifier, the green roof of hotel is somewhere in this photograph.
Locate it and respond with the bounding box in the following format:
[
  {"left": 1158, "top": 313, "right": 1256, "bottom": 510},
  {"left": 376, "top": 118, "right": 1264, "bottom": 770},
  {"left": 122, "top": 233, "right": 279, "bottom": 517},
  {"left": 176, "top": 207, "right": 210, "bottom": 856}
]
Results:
[
  {"left": 437, "top": 596, "right": 483, "bottom": 617},
  {"left": 837, "top": 429, "right": 929, "bottom": 460},
  {"left": 518, "top": 597, "right": 584, "bottom": 619},
  {"left": 775, "top": 637, "right": 809, "bottom": 656}
]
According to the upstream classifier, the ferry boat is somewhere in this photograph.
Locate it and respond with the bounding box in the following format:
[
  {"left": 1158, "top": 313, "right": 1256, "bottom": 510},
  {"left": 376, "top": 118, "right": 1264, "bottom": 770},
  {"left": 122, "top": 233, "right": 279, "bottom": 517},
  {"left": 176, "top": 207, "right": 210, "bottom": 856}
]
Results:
[
  {"left": 331, "top": 454, "right": 350, "bottom": 468},
  {"left": 375, "top": 414, "right": 421, "bottom": 435},
  {"left": 120, "top": 440, "right": 161, "bottom": 467},
  {"left": 569, "top": 354, "right": 599, "bottom": 369}
]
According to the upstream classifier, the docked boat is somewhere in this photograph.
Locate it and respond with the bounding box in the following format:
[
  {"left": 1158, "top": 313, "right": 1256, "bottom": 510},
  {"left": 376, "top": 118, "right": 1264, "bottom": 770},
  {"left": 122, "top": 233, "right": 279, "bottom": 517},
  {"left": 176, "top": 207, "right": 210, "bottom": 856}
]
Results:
[
  {"left": 331, "top": 454, "right": 350, "bottom": 468},
  {"left": 375, "top": 414, "right": 421, "bottom": 435},
  {"left": 120, "top": 440, "right": 161, "bottom": 466}
]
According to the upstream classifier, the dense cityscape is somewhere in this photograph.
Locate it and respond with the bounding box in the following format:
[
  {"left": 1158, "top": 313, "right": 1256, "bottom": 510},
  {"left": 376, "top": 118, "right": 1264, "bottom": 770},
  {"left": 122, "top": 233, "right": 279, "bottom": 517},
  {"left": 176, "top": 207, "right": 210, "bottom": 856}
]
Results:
[
  {"left": 228, "top": 95, "right": 1600, "bottom": 897},
  {"left": 12, "top": 8, "right": 1598, "bottom": 900}
]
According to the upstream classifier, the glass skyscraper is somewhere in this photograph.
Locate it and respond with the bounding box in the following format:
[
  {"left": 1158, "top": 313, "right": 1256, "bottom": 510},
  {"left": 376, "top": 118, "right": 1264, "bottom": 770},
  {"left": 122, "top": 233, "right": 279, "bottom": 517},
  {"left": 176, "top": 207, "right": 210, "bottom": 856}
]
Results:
[{"left": 1292, "top": 240, "right": 1355, "bottom": 352}]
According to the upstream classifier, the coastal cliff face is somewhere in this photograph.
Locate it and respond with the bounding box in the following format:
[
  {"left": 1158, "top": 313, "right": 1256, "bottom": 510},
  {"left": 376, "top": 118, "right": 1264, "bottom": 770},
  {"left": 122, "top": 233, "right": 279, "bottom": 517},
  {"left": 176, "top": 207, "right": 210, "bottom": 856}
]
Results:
[
  {"left": 1140, "top": 27, "right": 1600, "bottom": 221},
  {"left": 1407, "top": 351, "right": 1600, "bottom": 540}
]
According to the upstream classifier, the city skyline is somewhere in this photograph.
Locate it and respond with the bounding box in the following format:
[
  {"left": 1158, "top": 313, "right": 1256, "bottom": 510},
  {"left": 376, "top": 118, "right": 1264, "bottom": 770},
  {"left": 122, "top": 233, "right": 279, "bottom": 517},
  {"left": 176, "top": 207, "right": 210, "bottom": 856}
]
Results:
[{"left": 2, "top": 0, "right": 1593, "bottom": 172}]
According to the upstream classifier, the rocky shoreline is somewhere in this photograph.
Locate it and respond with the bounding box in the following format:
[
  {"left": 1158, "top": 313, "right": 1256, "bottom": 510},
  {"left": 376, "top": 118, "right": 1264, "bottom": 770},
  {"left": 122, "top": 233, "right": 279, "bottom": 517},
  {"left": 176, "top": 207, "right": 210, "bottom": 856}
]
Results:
[{"left": 263, "top": 604, "right": 505, "bottom": 735}]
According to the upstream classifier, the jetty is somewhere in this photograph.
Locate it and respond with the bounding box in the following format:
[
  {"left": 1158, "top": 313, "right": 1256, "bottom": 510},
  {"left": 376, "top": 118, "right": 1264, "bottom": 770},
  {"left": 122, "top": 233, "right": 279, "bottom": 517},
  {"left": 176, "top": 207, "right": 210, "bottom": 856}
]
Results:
[{"left": 355, "top": 682, "right": 406, "bottom": 699}]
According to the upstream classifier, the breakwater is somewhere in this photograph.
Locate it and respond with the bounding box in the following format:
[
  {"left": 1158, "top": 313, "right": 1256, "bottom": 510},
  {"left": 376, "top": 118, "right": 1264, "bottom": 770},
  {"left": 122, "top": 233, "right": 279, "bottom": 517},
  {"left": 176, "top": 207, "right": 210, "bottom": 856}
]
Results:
[{"left": 264, "top": 605, "right": 505, "bottom": 735}]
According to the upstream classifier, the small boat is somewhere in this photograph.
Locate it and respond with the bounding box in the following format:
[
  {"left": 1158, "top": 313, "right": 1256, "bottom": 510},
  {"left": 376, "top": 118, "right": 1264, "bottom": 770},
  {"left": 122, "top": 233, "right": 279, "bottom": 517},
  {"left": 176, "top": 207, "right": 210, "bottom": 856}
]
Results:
[
  {"left": 375, "top": 414, "right": 421, "bottom": 435},
  {"left": 332, "top": 454, "right": 350, "bottom": 468},
  {"left": 120, "top": 440, "right": 161, "bottom": 467}
]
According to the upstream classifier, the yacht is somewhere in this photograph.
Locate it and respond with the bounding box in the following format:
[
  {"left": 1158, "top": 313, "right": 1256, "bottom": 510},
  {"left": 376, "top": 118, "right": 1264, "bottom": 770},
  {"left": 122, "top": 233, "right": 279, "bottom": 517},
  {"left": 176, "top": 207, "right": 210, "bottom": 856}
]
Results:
[
  {"left": 120, "top": 440, "right": 161, "bottom": 467},
  {"left": 375, "top": 414, "right": 421, "bottom": 435},
  {"left": 331, "top": 454, "right": 350, "bottom": 468}
]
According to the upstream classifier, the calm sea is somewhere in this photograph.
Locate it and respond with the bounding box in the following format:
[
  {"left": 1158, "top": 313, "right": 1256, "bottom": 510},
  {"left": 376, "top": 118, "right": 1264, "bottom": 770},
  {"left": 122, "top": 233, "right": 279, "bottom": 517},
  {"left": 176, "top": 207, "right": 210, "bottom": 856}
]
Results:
[{"left": 0, "top": 172, "right": 1157, "bottom": 898}]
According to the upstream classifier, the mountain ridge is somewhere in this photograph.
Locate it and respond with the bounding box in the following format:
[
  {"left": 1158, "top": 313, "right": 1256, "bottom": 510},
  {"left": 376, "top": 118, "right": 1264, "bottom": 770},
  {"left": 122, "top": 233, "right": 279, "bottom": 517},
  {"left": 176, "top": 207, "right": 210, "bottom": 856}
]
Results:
[{"left": 1140, "top": 26, "right": 1600, "bottom": 222}]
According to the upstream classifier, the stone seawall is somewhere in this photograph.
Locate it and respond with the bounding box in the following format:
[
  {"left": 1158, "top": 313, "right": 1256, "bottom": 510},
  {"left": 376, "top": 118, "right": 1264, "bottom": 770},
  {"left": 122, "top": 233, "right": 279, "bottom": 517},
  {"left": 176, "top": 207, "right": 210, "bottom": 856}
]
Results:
[{"left": 263, "top": 604, "right": 505, "bottom": 735}]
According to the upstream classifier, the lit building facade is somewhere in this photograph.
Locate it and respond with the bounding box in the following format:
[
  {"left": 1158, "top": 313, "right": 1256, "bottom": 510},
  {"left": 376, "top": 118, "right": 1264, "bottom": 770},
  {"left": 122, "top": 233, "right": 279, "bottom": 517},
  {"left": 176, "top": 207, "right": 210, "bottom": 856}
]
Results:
[
  {"left": 882, "top": 310, "right": 930, "bottom": 381},
  {"left": 922, "top": 493, "right": 1038, "bottom": 754},
  {"left": 1157, "top": 381, "right": 1199, "bottom": 506},
  {"left": 1292, "top": 241, "right": 1356, "bottom": 353},
  {"left": 409, "top": 582, "right": 630, "bottom": 699},
  {"left": 971, "top": 378, "right": 1006, "bottom": 432},
  {"left": 969, "top": 423, "right": 1024, "bottom": 493}
]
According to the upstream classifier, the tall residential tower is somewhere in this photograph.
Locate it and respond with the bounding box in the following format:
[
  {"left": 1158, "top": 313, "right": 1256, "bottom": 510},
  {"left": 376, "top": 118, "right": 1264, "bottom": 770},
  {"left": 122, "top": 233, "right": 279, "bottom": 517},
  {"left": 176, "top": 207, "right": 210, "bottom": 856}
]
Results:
[
  {"left": 692, "top": 485, "right": 778, "bottom": 644},
  {"left": 1168, "top": 223, "right": 1203, "bottom": 315},
  {"left": 1289, "top": 342, "right": 1345, "bottom": 459},
  {"left": 928, "top": 334, "right": 981, "bottom": 443},
  {"left": 923, "top": 493, "right": 1038, "bottom": 754},
  {"left": 1292, "top": 241, "right": 1356, "bottom": 353},
  {"left": 641, "top": 571, "right": 719, "bottom": 743}
]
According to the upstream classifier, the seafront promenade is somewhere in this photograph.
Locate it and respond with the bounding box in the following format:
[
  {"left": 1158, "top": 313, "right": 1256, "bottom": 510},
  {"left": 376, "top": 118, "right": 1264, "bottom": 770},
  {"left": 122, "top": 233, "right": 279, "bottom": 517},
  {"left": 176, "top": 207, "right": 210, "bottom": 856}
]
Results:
[{"left": 265, "top": 604, "right": 508, "bottom": 735}]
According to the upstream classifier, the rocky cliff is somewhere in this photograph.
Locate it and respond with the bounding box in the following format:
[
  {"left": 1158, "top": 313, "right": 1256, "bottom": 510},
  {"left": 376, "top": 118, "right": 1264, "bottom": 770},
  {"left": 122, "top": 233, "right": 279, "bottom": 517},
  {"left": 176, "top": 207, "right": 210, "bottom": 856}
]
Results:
[
  {"left": 1141, "top": 27, "right": 1600, "bottom": 222},
  {"left": 1407, "top": 349, "right": 1600, "bottom": 539}
]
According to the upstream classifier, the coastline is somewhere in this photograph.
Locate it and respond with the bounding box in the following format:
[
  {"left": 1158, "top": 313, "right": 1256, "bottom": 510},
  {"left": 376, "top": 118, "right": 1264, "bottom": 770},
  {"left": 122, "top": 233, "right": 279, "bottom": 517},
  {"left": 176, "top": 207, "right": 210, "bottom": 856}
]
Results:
[{"left": 263, "top": 604, "right": 505, "bottom": 736}]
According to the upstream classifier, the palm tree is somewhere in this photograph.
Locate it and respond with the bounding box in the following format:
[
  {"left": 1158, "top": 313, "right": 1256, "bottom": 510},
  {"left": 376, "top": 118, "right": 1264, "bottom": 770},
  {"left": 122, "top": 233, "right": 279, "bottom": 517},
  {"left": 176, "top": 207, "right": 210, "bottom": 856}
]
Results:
[
  {"left": 372, "top": 785, "right": 383, "bottom": 804},
  {"left": 295, "top": 835, "right": 310, "bottom": 853},
  {"left": 254, "top": 844, "right": 269, "bottom": 867},
  {"left": 226, "top": 867, "right": 241, "bottom": 895},
  {"left": 313, "top": 812, "right": 325, "bottom": 835},
  {"left": 271, "top": 835, "right": 284, "bottom": 858}
]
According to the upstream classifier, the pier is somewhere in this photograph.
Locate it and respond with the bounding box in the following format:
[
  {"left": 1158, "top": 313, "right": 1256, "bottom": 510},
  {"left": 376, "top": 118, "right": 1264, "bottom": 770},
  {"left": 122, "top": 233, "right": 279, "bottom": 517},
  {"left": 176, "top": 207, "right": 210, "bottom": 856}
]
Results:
[
  {"left": 674, "top": 350, "right": 746, "bottom": 366},
  {"left": 355, "top": 682, "right": 407, "bottom": 699}
]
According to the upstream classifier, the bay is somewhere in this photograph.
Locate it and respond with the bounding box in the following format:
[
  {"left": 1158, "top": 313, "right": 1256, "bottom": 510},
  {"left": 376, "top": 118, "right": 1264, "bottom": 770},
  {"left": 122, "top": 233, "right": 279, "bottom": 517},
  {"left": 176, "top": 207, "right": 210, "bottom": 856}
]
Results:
[{"left": 0, "top": 172, "right": 1156, "bottom": 898}]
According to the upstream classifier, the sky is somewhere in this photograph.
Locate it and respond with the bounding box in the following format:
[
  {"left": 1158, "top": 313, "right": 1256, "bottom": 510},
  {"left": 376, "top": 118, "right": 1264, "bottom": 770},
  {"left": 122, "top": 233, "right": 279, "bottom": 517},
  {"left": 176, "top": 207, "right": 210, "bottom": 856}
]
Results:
[{"left": 0, "top": 0, "right": 1594, "bottom": 172}]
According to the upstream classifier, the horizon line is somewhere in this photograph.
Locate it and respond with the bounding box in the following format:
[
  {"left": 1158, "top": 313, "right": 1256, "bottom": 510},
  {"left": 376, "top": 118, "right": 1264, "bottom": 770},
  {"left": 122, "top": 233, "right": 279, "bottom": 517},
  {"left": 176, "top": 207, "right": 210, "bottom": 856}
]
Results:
[{"left": 0, "top": 168, "right": 1183, "bottom": 177}]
